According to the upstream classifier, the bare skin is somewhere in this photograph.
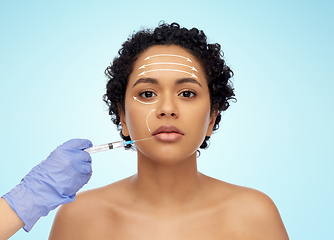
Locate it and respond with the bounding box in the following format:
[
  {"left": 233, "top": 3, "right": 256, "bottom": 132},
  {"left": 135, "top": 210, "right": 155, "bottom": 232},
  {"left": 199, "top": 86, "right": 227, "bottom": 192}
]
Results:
[
  {"left": 0, "top": 197, "right": 24, "bottom": 240},
  {"left": 49, "top": 45, "right": 289, "bottom": 239},
  {"left": 49, "top": 173, "right": 288, "bottom": 239}
]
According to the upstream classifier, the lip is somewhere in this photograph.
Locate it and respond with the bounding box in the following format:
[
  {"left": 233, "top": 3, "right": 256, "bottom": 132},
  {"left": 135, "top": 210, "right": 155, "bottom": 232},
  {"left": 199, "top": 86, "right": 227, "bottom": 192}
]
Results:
[
  {"left": 152, "top": 125, "right": 184, "bottom": 142},
  {"left": 152, "top": 125, "right": 184, "bottom": 135}
]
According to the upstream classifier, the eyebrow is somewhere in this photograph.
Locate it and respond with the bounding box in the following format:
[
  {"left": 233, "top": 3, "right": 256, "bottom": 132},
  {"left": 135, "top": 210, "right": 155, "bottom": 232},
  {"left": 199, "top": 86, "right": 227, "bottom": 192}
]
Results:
[
  {"left": 132, "top": 77, "right": 202, "bottom": 88},
  {"left": 132, "top": 78, "right": 158, "bottom": 87},
  {"left": 176, "top": 78, "right": 202, "bottom": 87}
]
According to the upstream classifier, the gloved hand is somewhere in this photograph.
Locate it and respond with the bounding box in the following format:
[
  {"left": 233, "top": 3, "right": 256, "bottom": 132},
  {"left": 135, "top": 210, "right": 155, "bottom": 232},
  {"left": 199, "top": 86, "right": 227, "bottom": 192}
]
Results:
[{"left": 1, "top": 139, "right": 93, "bottom": 232}]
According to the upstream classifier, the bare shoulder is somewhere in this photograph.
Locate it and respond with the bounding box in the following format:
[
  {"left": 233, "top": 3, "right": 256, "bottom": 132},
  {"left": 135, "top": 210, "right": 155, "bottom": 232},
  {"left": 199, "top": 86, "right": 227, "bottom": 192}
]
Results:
[
  {"left": 49, "top": 177, "right": 132, "bottom": 240},
  {"left": 203, "top": 175, "right": 289, "bottom": 239}
]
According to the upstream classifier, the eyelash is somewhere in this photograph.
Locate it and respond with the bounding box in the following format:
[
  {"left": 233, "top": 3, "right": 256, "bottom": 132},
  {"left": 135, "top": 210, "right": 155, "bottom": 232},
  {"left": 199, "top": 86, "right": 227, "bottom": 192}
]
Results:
[
  {"left": 138, "top": 89, "right": 197, "bottom": 99},
  {"left": 139, "top": 90, "right": 157, "bottom": 99},
  {"left": 178, "top": 90, "right": 197, "bottom": 98}
]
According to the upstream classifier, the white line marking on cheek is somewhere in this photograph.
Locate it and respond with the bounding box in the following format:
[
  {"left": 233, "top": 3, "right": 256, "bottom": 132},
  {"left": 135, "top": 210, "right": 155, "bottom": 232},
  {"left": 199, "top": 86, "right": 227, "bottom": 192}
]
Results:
[
  {"left": 138, "top": 62, "right": 198, "bottom": 72},
  {"left": 146, "top": 109, "right": 156, "bottom": 132},
  {"left": 133, "top": 96, "right": 158, "bottom": 104},
  {"left": 138, "top": 69, "right": 198, "bottom": 78},
  {"left": 144, "top": 54, "right": 192, "bottom": 62}
]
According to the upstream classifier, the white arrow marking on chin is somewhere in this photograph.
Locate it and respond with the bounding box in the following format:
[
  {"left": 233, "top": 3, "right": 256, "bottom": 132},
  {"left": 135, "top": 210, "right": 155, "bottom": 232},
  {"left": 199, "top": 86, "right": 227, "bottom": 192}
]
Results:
[
  {"left": 144, "top": 54, "right": 192, "bottom": 62},
  {"left": 138, "top": 69, "right": 198, "bottom": 78},
  {"left": 138, "top": 62, "right": 198, "bottom": 72}
]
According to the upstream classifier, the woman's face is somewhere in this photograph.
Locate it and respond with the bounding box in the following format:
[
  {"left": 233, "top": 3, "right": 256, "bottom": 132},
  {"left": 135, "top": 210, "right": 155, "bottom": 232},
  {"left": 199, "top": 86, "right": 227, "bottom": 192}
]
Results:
[{"left": 120, "top": 45, "right": 216, "bottom": 164}]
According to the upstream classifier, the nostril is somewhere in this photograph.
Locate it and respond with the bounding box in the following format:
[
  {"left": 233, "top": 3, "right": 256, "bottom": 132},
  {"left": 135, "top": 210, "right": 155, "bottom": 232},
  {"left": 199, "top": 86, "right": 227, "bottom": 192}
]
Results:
[{"left": 158, "top": 112, "right": 177, "bottom": 117}]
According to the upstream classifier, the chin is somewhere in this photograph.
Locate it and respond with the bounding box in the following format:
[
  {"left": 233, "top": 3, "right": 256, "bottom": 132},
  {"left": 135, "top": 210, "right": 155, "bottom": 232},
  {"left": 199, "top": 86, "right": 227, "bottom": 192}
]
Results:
[{"left": 137, "top": 145, "right": 198, "bottom": 165}]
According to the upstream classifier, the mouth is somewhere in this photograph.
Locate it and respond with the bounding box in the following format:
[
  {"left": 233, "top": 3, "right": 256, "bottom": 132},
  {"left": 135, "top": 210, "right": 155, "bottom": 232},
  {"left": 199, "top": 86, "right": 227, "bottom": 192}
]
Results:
[{"left": 152, "top": 125, "right": 184, "bottom": 142}]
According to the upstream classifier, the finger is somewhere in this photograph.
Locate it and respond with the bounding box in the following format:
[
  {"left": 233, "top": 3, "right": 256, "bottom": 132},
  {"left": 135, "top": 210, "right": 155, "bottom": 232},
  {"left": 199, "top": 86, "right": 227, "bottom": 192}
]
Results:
[
  {"left": 61, "top": 139, "right": 93, "bottom": 150},
  {"left": 72, "top": 158, "right": 92, "bottom": 175}
]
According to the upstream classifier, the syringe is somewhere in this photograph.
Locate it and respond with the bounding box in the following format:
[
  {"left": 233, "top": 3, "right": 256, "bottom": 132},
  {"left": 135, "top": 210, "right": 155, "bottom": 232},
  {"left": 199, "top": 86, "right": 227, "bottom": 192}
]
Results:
[
  {"left": 84, "top": 140, "right": 134, "bottom": 154},
  {"left": 84, "top": 137, "right": 153, "bottom": 154}
]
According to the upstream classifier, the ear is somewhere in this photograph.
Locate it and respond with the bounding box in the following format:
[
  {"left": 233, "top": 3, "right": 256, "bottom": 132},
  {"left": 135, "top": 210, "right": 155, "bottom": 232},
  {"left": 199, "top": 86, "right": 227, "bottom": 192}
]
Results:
[
  {"left": 206, "top": 109, "right": 218, "bottom": 137},
  {"left": 118, "top": 103, "right": 129, "bottom": 136}
]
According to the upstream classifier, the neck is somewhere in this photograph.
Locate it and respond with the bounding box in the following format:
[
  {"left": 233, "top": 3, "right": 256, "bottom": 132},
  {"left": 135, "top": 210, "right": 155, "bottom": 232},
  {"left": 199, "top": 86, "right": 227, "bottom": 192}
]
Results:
[{"left": 131, "top": 151, "right": 203, "bottom": 209}]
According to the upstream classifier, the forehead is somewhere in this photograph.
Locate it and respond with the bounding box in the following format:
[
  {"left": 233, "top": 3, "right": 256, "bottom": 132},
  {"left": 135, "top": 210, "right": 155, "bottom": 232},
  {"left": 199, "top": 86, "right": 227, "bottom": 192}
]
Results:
[
  {"left": 128, "top": 45, "right": 207, "bottom": 85},
  {"left": 136, "top": 45, "right": 198, "bottom": 62}
]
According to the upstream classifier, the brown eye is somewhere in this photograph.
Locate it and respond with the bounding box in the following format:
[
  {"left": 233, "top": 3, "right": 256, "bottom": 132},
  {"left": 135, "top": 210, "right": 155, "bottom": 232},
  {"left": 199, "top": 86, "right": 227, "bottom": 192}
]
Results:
[
  {"left": 139, "top": 91, "right": 156, "bottom": 98},
  {"left": 179, "top": 91, "right": 196, "bottom": 98}
]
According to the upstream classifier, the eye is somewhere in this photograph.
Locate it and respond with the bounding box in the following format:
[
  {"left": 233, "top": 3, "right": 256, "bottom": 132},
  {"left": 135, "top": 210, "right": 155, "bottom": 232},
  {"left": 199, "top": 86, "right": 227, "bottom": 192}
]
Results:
[
  {"left": 179, "top": 90, "right": 196, "bottom": 98},
  {"left": 139, "top": 90, "right": 157, "bottom": 99}
]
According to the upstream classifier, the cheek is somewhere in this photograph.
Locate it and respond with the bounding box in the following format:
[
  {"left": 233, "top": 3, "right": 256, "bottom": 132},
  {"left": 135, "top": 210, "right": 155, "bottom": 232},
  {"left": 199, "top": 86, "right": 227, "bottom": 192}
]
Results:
[
  {"left": 181, "top": 101, "right": 212, "bottom": 147},
  {"left": 184, "top": 101, "right": 211, "bottom": 129},
  {"left": 125, "top": 105, "right": 155, "bottom": 139}
]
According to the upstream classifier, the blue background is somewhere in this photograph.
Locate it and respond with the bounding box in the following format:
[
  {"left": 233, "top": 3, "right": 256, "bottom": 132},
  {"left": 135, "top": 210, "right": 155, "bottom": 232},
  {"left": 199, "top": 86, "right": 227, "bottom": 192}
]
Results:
[{"left": 1, "top": 0, "right": 333, "bottom": 239}]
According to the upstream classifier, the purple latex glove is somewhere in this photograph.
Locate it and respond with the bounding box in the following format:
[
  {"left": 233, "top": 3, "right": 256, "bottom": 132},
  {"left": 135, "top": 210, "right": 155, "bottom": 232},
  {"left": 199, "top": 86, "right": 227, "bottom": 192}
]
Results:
[{"left": 2, "top": 139, "right": 93, "bottom": 232}]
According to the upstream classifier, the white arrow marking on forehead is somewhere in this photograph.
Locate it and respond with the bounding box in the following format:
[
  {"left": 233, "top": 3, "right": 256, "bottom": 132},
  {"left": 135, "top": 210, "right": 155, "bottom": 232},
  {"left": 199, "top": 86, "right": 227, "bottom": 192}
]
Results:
[
  {"left": 139, "top": 62, "right": 198, "bottom": 72},
  {"left": 138, "top": 69, "right": 198, "bottom": 79},
  {"left": 144, "top": 54, "right": 192, "bottom": 62}
]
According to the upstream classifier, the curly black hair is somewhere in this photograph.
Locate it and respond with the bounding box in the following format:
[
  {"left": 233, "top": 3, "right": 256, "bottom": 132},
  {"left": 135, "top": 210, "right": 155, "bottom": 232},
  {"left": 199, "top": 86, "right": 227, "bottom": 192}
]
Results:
[{"left": 103, "top": 22, "right": 236, "bottom": 149}]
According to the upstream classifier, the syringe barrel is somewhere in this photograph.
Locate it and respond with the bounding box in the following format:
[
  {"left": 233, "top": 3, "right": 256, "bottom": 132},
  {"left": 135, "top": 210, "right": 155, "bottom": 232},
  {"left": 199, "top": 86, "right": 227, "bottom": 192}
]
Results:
[
  {"left": 111, "top": 141, "right": 123, "bottom": 149},
  {"left": 84, "top": 143, "right": 112, "bottom": 154},
  {"left": 84, "top": 141, "right": 124, "bottom": 154}
]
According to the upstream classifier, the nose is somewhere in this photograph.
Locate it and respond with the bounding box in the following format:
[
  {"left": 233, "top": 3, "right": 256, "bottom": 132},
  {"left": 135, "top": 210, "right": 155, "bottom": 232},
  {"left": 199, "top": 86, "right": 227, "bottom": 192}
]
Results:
[{"left": 156, "top": 94, "right": 178, "bottom": 118}]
